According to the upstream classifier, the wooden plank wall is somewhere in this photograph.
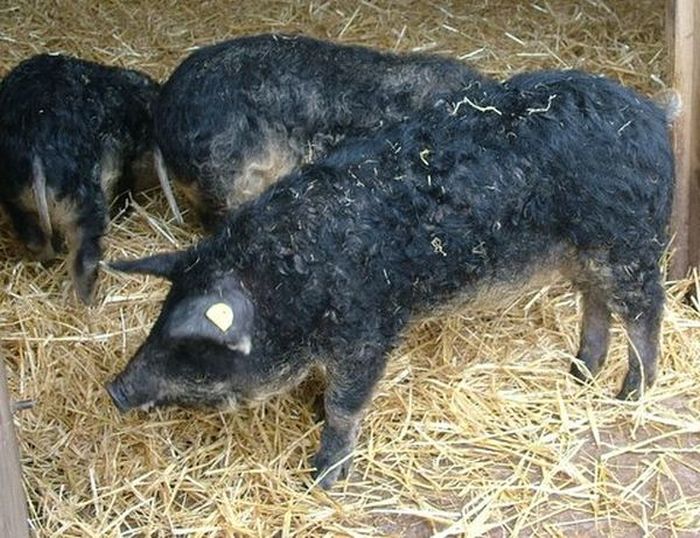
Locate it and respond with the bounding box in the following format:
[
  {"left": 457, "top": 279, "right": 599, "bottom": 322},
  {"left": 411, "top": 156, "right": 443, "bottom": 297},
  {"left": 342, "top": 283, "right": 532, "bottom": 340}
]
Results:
[
  {"left": 0, "top": 359, "right": 29, "bottom": 538},
  {"left": 668, "top": 0, "right": 700, "bottom": 278}
]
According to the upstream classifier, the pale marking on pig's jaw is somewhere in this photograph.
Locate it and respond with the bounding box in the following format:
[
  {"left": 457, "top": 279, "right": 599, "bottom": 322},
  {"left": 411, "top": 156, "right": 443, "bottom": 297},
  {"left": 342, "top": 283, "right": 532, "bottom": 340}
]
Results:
[
  {"left": 205, "top": 302, "right": 234, "bottom": 332},
  {"left": 153, "top": 380, "right": 240, "bottom": 411},
  {"left": 139, "top": 401, "right": 155, "bottom": 412},
  {"left": 226, "top": 335, "right": 252, "bottom": 355},
  {"left": 218, "top": 394, "right": 239, "bottom": 412}
]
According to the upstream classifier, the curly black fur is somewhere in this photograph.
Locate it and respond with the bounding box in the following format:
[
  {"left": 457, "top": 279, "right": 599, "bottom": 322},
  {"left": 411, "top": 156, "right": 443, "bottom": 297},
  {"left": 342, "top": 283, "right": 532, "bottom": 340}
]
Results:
[
  {"left": 154, "top": 33, "right": 485, "bottom": 227},
  {"left": 0, "top": 53, "right": 159, "bottom": 302},
  {"left": 110, "top": 69, "right": 673, "bottom": 489}
]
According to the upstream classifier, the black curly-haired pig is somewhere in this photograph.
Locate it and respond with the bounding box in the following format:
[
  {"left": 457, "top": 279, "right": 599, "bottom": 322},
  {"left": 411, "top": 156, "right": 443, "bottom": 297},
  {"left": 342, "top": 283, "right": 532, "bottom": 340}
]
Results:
[
  {"left": 0, "top": 53, "right": 158, "bottom": 303},
  {"left": 154, "top": 33, "right": 485, "bottom": 228},
  {"left": 108, "top": 70, "right": 673, "bottom": 489}
]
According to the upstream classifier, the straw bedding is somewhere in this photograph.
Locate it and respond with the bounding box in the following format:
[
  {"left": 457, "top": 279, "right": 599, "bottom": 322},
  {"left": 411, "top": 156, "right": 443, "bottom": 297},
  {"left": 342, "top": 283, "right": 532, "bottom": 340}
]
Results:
[{"left": 2, "top": 1, "right": 699, "bottom": 536}]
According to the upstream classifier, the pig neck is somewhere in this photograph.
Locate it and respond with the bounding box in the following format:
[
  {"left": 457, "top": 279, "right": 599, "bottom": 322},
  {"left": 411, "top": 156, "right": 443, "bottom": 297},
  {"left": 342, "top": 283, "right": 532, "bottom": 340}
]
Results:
[{"left": 197, "top": 212, "right": 333, "bottom": 358}]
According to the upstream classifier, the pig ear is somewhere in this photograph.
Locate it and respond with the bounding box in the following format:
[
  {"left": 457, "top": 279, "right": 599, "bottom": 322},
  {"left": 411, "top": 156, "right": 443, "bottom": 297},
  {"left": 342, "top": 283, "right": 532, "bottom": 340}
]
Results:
[
  {"left": 165, "top": 288, "right": 255, "bottom": 355},
  {"left": 109, "top": 251, "right": 183, "bottom": 280}
]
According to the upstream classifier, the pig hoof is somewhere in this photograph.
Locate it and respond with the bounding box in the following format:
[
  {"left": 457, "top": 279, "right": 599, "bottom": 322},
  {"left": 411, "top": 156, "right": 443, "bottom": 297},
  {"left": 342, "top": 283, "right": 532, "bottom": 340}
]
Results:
[
  {"left": 39, "top": 257, "right": 60, "bottom": 269},
  {"left": 27, "top": 243, "right": 57, "bottom": 263},
  {"left": 616, "top": 369, "right": 650, "bottom": 401},
  {"left": 615, "top": 384, "right": 641, "bottom": 401},
  {"left": 74, "top": 266, "right": 98, "bottom": 304},
  {"left": 312, "top": 451, "right": 353, "bottom": 489},
  {"left": 569, "top": 360, "right": 593, "bottom": 385}
]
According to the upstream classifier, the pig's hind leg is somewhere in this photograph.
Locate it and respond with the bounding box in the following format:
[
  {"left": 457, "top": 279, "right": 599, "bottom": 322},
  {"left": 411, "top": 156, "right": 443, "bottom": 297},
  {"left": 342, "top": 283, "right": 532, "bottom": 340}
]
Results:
[
  {"left": 65, "top": 194, "right": 107, "bottom": 304},
  {"left": 613, "top": 266, "right": 664, "bottom": 400},
  {"left": 572, "top": 250, "right": 664, "bottom": 400},
  {"left": 570, "top": 287, "right": 612, "bottom": 383}
]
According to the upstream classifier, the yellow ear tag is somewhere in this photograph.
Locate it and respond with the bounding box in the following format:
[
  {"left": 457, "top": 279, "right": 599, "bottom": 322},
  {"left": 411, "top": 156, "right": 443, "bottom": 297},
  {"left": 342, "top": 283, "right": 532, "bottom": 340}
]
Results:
[{"left": 205, "top": 303, "right": 234, "bottom": 332}]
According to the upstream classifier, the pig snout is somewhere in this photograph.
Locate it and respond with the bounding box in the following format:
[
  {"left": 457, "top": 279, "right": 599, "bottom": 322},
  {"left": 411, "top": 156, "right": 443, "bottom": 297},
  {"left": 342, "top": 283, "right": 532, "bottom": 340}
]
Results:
[
  {"left": 106, "top": 377, "right": 131, "bottom": 412},
  {"left": 106, "top": 371, "right": 156, "bottom": 413}
]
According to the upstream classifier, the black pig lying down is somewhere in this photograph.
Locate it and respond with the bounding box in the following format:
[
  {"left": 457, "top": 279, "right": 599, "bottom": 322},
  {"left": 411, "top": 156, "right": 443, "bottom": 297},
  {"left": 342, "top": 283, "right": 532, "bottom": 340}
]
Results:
[
  {"left": 109, "top": 70, "right": 673, "bottom": 489},
  {"left": 0, "top": 54, "right": 158, "bottom": 303},
  {"left": 154, "top": 33, "right": 485, "bottom": 228}
]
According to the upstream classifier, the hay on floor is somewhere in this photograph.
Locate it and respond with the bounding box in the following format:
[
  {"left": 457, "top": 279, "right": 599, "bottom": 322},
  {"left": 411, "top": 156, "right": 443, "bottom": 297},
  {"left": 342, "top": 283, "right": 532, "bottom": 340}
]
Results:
[{"left": 2, "top": 1, "right": 699, "bottom": 536}]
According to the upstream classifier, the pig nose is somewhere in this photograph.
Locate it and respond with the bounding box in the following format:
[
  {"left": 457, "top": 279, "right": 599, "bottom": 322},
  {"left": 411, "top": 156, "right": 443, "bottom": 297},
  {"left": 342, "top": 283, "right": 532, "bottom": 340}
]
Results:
[{"left": 106, "top": 378, "right": 131, "bottom": 413}]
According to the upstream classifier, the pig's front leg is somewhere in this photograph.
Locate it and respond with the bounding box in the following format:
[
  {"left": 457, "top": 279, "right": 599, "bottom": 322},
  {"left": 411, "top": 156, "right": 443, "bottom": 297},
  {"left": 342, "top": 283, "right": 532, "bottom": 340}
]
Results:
[
  {"left": 312, "top": 344, "right": 388, "bottom": 489},
  {"left": 67, "top": 202, "right": 106, "bottom": 305}
]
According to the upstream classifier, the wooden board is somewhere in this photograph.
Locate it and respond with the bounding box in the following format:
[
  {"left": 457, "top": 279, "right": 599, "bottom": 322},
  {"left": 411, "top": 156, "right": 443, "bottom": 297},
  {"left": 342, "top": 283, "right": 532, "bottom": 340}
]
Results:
[
  {"left": 0, "top": 359, "right": 29, "bottom": 538},
  {"left": 668, "top": 0, "right": 700, "bottom": 277}
]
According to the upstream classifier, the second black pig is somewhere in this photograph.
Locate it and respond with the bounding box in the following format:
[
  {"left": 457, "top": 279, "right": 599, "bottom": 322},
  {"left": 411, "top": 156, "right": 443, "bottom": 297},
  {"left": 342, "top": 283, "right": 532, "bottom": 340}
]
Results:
[
  {"left": 109, "top": 70, "right": 673, "bottom": 488},
  {"left": 0, "top": 53, "right": 159, "bottom": 302},
  {"left": 154, "top": 33, "right": 485, "bottom": 228}
]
